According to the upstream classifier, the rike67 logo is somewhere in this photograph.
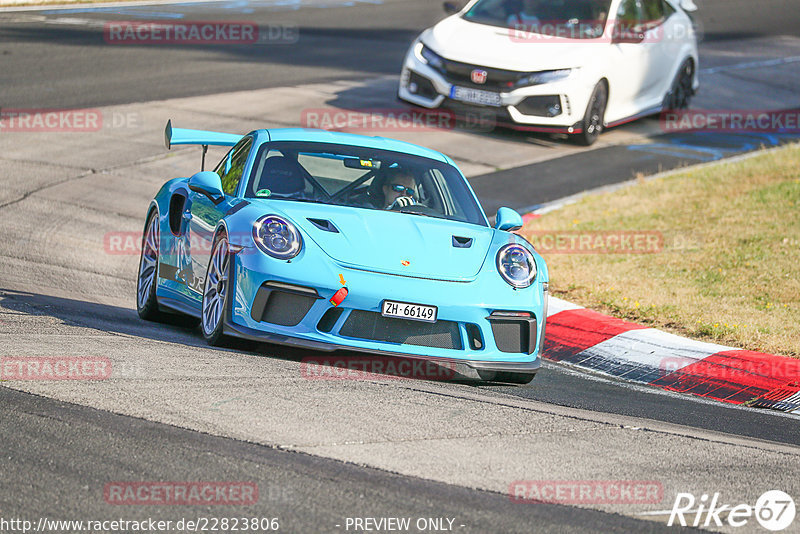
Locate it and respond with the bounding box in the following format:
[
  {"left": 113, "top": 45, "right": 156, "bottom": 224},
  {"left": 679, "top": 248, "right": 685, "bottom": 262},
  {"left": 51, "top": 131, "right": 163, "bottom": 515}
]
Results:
[{"left": 660, "top": 490, "right": 796, "bottom": 531}]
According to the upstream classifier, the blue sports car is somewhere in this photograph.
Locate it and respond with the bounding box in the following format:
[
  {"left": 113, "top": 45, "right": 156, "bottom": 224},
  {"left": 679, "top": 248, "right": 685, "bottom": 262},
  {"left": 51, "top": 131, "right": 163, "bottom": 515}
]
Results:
[{"left": 136, "top": 121, "right": 549, "bottom": 383}]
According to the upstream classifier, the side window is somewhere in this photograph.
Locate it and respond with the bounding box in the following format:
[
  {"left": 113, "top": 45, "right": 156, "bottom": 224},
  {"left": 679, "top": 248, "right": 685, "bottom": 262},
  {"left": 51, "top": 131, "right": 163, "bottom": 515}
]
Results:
[
  {"left": 641, "top": 0, "right": 665, "bottom": 25},
  {"left": 214, "top": 137, "right": 252, "bottom": 196},
  {"left": 249, "top": 149, "right": 285, "bottom": 195},
  {"left": 616, "top": 0, "right": 642, "bottom": 25}
]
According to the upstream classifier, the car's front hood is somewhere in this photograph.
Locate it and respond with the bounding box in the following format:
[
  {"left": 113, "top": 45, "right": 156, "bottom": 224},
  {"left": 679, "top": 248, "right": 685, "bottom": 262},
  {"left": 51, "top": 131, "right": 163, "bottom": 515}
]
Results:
[
  {"left": 423, "top": 16, "right": 593, "bottom": 72},
  {"left": 271, "top": 201, "right": 495, "bottom": 281}
]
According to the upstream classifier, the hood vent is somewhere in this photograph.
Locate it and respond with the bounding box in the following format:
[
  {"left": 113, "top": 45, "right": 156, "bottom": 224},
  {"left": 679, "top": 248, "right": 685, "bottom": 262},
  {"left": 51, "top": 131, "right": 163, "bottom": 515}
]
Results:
[
  {"left": 452, "top": 236, "right": 473, "bottom": 248},
  {"left": 307, "top": 218, "right": 339, "bottom": 233}
]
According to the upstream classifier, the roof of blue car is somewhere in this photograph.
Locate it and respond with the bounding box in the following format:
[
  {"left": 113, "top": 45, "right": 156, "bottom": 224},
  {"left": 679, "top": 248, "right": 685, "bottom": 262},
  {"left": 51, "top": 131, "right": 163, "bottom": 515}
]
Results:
[{"left": 258, "top": 128, "right": 450, "bottom": 163}]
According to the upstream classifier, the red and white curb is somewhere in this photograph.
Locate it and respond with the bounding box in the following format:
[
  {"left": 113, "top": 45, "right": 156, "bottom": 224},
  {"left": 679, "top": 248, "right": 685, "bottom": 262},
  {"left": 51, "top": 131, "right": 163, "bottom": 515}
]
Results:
[{"left": 543, "top": 297, "right": 800, "bottom": 415}]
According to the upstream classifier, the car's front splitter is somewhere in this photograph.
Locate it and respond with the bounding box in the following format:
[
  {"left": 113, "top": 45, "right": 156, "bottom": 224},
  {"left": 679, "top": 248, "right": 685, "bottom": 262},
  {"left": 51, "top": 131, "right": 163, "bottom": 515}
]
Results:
[{"left": 223, "top": 319, "right": 540, "bottom": 382}]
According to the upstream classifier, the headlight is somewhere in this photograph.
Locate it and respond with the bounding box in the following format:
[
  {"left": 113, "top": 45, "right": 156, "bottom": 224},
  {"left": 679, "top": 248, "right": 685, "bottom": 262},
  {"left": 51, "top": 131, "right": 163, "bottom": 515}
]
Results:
[
  {"left": 515, "top": 69, "right": 573, "bottom": 87},
  {"left": 253, "top": 215, "right": 302, "bottom": 260},
  {"left": 415, "top": 42, "right": 445, "bottom": 71},
  {"left": 496, "top": 244, "right": 537, "bottom": 288}
]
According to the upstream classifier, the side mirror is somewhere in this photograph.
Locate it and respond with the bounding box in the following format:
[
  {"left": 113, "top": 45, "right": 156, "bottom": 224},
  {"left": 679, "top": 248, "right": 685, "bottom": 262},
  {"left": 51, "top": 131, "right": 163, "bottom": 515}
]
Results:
[
  {"left": 495, "top": 207, "right": 523, "bottom": 231},
  {"left": 443, "top": 1, "right": 460, "bottom": 14},
  {"left": 188, "top": 171, "right": 225, "bottom": 205}
]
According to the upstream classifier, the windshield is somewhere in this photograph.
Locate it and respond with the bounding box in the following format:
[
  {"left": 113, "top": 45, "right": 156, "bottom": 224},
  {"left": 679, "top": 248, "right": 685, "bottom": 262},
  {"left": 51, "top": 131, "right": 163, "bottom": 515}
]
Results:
[
  {"left": 244, "top": 141, "right": 488, "bottom": 227},
  {"left": 463, "top": 0, "right": 614, "bottom": 39}
]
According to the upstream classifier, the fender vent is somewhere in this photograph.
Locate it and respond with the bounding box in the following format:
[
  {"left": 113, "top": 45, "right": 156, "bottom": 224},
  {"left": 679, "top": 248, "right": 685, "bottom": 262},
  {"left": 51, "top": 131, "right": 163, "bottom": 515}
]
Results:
[
  {"left": 452, "top": 236, "right": 473, "bottom": 248},
  {"left": 308, "top": 218, "right": 339, "bottom": 233},
  {"left": 226, "top": 200, "right": 249, "bottom": 215},
  {"left": 168, "top": 192, "right": 187, "bottom": 235}
]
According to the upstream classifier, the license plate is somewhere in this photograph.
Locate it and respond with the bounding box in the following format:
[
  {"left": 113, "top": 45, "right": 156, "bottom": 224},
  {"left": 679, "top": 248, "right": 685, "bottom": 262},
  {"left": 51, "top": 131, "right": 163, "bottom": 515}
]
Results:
[
  {"left": 381, "top": 300, "right": 438, "bottom": 323},
  {"left": 450, "top": 86, "right": 502, "bottom": 107}
]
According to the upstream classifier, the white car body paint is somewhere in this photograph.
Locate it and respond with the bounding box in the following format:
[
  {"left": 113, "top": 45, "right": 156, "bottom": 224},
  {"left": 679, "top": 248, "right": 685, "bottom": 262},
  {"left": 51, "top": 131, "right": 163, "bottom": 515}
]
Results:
[{"left": 398, "top": 0, "right": 699, "bottom": 133}]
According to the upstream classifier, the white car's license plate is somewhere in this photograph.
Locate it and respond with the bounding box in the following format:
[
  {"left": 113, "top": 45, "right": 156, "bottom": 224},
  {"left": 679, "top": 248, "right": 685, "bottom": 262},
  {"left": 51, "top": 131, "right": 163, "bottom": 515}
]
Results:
[
  {"left": 450, "top": 86, "right": 502, "bottom": 107},
  {"left": 381, "top": 300, "right": 438, "bottom": 323}
]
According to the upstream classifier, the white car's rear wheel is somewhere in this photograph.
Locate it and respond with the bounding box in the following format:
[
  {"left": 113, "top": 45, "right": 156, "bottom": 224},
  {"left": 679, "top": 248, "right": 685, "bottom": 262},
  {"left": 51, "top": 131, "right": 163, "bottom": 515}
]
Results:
[{"left": 664, "top": 59, "right": 695, "bottom": 110}]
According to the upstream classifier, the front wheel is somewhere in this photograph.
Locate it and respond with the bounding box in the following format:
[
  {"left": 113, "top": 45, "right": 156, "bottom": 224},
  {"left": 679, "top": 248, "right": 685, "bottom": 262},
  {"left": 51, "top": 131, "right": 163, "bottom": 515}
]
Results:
[
  {"left": 201, "top": 232, "right": 231, "bottom": 346},
  {"left": 572, "top": 82, "right": 608, "bottom": 146}
]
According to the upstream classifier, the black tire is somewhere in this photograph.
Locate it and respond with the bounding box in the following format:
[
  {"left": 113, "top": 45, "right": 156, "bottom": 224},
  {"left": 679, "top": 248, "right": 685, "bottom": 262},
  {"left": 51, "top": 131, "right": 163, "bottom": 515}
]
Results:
[
  {"left": 136, "top": 211, "right": 167, "bottom": 321},
  {"left": 201, "top": 231, "right": 231, "bottom": 347},
  {"left": 572, "top": 82, "right": 608, "bottom": 146},
  {"left": 663, "top": 59, "right": 695, "bottom": 111}
]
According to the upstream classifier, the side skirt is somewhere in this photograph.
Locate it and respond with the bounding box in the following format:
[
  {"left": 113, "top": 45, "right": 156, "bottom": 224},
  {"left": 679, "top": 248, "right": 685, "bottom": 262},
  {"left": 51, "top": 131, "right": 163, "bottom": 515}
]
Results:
[{"left": 158, "top": 294, "right": 202, "bottom": 319}]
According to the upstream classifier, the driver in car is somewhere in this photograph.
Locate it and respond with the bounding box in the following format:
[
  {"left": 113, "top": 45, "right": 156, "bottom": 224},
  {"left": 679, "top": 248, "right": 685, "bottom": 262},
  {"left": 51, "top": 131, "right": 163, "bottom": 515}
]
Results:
[{"left": 380, "top": 168, "right": 417, "bottom": 209}]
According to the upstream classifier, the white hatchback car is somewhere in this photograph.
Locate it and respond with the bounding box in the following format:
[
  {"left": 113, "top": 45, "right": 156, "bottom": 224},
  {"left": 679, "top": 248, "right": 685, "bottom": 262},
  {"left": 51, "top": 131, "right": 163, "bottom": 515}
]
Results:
[{"left": 398, "top": 0, "right": 699, "bottom": 144}]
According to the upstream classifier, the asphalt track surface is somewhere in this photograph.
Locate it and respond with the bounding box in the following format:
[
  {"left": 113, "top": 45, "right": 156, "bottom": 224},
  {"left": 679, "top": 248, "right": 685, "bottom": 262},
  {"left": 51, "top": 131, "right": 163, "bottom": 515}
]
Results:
[
  {"left": 1, "top": 0, "right": 800, "bottom": 531},
  {"left": 1, "top": 385, "right": 703, "bottom": 533},
  {"left": 1, "top": 0, "right": 800, "bottom": 108}
]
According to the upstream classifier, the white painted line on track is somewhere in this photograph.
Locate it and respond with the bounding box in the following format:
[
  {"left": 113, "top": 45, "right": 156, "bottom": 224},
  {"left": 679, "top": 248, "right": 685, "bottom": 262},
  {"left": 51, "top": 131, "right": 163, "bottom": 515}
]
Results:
[
  {"left": 546, "top": 296, "right": 584, "bottom": 317},
  {"left": 700, "top": 55, "right": 800, "bottom": 75}
]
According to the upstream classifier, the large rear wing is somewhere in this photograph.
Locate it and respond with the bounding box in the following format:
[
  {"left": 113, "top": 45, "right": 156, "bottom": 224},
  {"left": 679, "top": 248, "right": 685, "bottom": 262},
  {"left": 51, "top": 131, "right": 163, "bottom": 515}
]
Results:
[{"left": 164, "top": 119, "right": 243, "bottom": 170}]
